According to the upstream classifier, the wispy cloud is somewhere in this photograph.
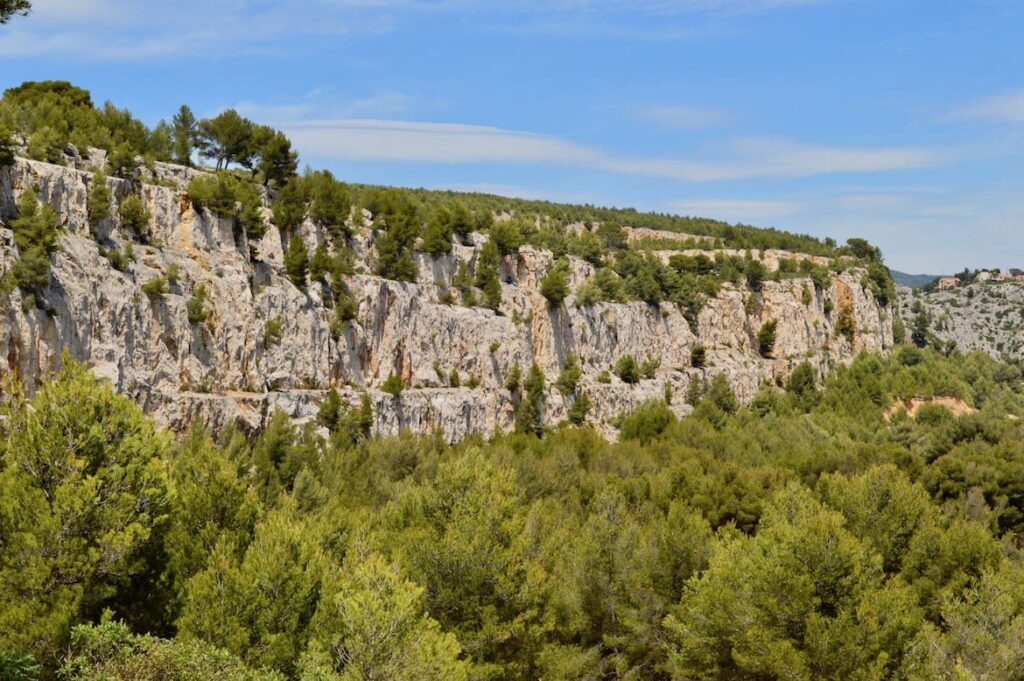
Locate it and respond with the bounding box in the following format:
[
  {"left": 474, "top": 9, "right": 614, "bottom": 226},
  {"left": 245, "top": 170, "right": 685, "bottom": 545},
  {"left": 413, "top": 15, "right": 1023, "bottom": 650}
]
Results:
[
  {"left": 950, "top": 88, "right": 1024, "bottom": 124},
  {"left": 234, "top": 89, "right": 415, "bottom": 123},
  {"left": 284, "top": 118, "right": 949, "bottom": 182},
  {"left": 631, "top": 104, "right": 730, "bottom": 129},
  {"left": 4, "top": 0, "right": 839, "bottom": 60}
]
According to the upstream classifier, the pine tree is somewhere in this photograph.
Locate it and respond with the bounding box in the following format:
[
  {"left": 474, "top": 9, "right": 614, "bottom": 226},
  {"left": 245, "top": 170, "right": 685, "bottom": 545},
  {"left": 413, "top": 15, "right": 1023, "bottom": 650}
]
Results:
[
  {"left": 171, "top": 105, "right": 197, "bottom": 166},
  {"left": 301, "top": 553, "right": 469, "bottom": 681},
  {"left": 515, "top": 363, "right": 545, "bottom": 435},
  {"left": 87, "top": 170, "right": 111, "bottom": 230},
  {"left": 285, "top": 235, "right": 309, "bottom": 289}
]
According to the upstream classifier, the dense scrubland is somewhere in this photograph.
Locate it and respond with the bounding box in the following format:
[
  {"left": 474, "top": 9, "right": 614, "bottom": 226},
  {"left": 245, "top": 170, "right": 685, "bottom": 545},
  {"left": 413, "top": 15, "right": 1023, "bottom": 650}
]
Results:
[{"left": 2, "top": 344, "right": 1023, "bottom": 680}]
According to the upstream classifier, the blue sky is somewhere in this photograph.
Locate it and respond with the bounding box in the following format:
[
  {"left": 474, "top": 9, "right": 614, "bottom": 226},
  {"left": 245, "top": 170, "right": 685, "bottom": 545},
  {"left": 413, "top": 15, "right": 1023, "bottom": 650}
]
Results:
[{"left": 4, "top": 0, "right": 1024, "bottom": 273}]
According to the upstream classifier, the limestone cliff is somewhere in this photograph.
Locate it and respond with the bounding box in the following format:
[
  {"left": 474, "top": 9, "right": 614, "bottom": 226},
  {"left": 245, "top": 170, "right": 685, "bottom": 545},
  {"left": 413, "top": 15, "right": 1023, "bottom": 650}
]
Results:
[{"left": 0, "top": 155, "right": 894, "bottom": 440}]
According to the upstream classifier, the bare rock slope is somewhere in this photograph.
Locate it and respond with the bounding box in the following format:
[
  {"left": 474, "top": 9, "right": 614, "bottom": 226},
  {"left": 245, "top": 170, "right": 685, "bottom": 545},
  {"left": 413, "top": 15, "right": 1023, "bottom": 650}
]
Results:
[
  {"left": 896, "top": 283, "right": 1024, "bottom": 358},
  {"left": 0, "top": 156, "right": 894, "bottom": 440}
]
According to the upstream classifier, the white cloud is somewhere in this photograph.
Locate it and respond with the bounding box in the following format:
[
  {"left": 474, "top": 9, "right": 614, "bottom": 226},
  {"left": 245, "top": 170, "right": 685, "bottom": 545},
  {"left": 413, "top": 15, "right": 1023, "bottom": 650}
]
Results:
[
  {"left": 951, "top": 89, "right": 1024, "bottom": 124},
  {"left": 631, "top": 104, "right": 729, "bottom": 129},
  {"left": 284, "top": 118, "right": 949, "bottom": 182},
  {"left": 4, "top": 0, "right": 839, "bottom": 60},
  {"left": 286, "top": 120, "right": 597, "bottom": 164},
  {"left": 234, "top": 90, "right": 414, "bottom": 123}
]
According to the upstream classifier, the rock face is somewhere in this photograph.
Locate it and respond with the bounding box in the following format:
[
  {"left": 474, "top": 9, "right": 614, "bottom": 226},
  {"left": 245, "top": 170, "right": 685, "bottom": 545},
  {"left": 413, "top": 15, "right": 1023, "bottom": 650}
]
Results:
[
  {"left": 896, "top": 282, "right": 1024, "bottom": 357},
  {"left": 0, "top": 157, "right": 894, "bottom": 441}
]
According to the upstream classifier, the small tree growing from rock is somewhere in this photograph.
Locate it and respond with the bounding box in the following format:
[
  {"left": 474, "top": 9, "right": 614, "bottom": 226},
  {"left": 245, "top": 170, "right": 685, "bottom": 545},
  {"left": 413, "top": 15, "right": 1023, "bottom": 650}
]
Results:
[
  {"left": 284, "top": 235, "right": 309, "bottom": 290},
  {"left": 757, "top": 319, "right": 778, "bottom": 358},
  {"left": 381, "top": 373, "right": 404, "bottom": 397}
]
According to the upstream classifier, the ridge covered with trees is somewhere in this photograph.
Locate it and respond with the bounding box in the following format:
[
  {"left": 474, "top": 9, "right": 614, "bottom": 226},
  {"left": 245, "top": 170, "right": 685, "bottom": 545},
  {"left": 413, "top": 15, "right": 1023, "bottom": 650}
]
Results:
[{"left": 0, "top": 81, "right": 895, "bottom": 329}]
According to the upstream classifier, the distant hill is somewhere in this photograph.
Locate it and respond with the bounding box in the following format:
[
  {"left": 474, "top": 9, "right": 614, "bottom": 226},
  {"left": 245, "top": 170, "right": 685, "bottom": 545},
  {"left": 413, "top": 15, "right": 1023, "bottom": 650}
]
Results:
[{"left": 890, "top": 270, "right": 942, "bottom": 288}]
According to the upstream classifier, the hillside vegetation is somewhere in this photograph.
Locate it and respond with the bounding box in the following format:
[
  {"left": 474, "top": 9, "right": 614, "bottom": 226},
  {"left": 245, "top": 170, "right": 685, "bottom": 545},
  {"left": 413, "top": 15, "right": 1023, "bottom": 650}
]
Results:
[
  {"left": 0, "top": 80, "right": 891, "bottom": 274},
  {"left": 2, "top": 344, "right": 1024, "bottom": 680}
]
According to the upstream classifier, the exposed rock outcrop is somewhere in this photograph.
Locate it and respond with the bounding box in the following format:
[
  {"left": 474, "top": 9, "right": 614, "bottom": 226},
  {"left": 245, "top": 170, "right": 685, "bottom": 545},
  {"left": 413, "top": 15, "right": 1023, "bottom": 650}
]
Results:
[{"left": 0, "top": 156, "right": 894, "bottom": 440}]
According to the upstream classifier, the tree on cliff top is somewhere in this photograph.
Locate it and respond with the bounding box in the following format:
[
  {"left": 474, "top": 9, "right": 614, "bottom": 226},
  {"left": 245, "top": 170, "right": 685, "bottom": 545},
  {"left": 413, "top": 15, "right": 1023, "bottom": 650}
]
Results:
[{"left": 0, "top": 0, "right": 30, "bottom": 24}]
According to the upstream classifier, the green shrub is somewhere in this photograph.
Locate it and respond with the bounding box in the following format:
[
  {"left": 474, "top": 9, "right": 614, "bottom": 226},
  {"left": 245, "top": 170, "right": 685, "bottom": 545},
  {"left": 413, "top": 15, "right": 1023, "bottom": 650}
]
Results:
[
  {"left": 574, "top": 280, "right": 601, "bottom": 307},
  {"left": 504, "top": 364, "right": 521, "bottom": 392},
  {"left": 284, "top": 235, "right": 308, "bottom": 289},
  {"left": 104, "top": 243, "right": 134, "bottom": 272},
  {"left": 540, "top": 260, "right": 570, "bottom": 306},
  {"left": 264, "top": 317, "right": 283, "bottom": 348},
  {"left": 59, "top": 621, "right": 282, "bottom": 681},
  {"left": 381, "top": 373, "right": 404, "bottom": 397},
  {"left": 555, "top": 353, "right": 582, "bottom": 395},
  {"left": 141, "top": 275, "right": 168, "bottom": 299},
  {"left": 640, "top": 356, "right": 660, "bottom": 379},
  {"left": 8, "top": 189, "right": 62, "bottom": 304},
  {"left": 515, "top": 363, "right": 546, "bottom": 435},
  {"left": 186, "top": 283, "right": 209, "bottom": 325},
  {"left": 0, "top": 125, "right": 16, "bottom": 167},
  {"left": 118, "top": 194, "right": 151, "bottom": 235},
  {"left": 619, "top": 399, "right": 676, "bottom": 443},
  {"left": 87, "top": 170, "right": 111, "bottom": 228},
  {"left": 567, "top": 390, "right": 591, "bottom": 425},
  {"left": 615, "top": 355, "right": 640, "bottom": 384},
  {"left": 187, "top": 173, "right": 265, "bottom": 239},
  {"left": 690, "top": 344, "right": 707, "bottom": 368},
  {"left": 27, "top": 126, "right": 64, "bottom": 164},
  {"left": 757, "top": 319, "right": 778, "bottom": 358},
  {"left": 490, "top": 220, "right": 523, "bottom": 256},
  {"left": 836, "top": 304, "right": 856, "bottom": 343}
]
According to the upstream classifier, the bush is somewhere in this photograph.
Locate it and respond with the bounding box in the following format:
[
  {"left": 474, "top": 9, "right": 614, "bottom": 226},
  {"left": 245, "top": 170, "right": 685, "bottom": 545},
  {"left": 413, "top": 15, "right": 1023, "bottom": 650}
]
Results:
[
  {"left": 504, "top": 364, "right": 521, "bottom": 392},
  {"left": 540, "top": 260, "right": 570, "bottom": 306},
  {"left": 574, "top": 280, "right": 601, "bottom": 307},
  {"left": 27, "top": 126, "right": 64, "bottom": 164},
  {"left": 186, "top": 283, "right": 209, "bottom": 325},
  {"left": 619, "top": 400, "right": 676, "bottom": 443},
  {"left": 555, "top": 354, "right": 582, "bottom": 395},
  {"left": 757, "top": 319, "right": 778, "bottom": 358},
  {"left": 381, "top": 373, "right": 404, "bottom": 397},
  {"left": 745, "top": 259, "right": 767, "bottom": 291},
  {"left": 59, "top": 621, "right": 281, "bottom": 681},
  {"left": 187, "top": 173, "right": 265, "bottom": 240},
  {"left": 264, "top": 317, "right": 283, "bottom": 348},
  {"left": 0, "top": 125, "right": 16, "bottom": 167},
  {"left": 515, "top": 363, "right": 546, "bottom": 435},
  {"left": 640, "top": 356, "right": 660, "bottom": 379},
  {"left": 490, "top": 220, "right": 523, "bottom": 255},
  {"left": 284, "top": 235, "right": 308, "bottom": 289},
  {"left": 8, "top": 189, "right": 62, "bottom": 302},
  {"left": 705, "top": 373, "right": 738, "bottom": 414},
  {"left": 690, "top": 344, "right": 707, "bottom": 368},
  {"left": 141, "top": 275, "right": 168, "bottom": 299},
  {"left": 474, "top": 240, "right": 503, "bottom": 311},
  {"left": 615, "top": 355, "right": 640, "bottom": 384},
  {"left": 118, "top": 194, "right": 151, "bottom": 235},
  {"left": 87, "top": 170, "right": 111, "bottom": 228},
  {"left": 104, "top": 243, "right": 134, "bottom": 272},
  {"left": 836, "top": 304, "right": 856, "bottom": 343},
  {"left": 567, "top": 391, "right": 591, "bottom": 425}
]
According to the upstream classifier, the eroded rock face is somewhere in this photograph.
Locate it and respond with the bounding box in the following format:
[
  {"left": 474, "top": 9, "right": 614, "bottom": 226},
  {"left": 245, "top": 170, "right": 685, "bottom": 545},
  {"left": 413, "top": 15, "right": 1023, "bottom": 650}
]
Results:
[{"left": 0, "top": 157, "right": 893, "bottom": 441}]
